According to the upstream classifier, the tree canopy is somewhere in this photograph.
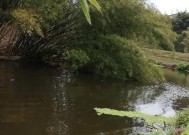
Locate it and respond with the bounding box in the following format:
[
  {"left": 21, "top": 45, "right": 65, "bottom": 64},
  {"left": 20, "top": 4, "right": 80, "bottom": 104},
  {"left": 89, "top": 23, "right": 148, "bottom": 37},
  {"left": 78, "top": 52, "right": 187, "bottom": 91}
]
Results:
[
  {"left": 171, "top": 11, "right": 189, "bottom": 52},
  {"left": 171, "top": 11, "right": 189, "bottom": 34},
  {"left": 0, "top": 0, "right": 176, "bottom": 81}
]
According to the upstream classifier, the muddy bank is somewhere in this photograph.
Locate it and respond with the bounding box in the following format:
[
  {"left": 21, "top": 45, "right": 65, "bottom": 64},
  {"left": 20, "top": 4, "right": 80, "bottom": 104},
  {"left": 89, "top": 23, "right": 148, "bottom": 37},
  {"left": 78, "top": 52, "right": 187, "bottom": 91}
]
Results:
[{"left": 0, "top": 56, "right": 20, "bottom": 61}]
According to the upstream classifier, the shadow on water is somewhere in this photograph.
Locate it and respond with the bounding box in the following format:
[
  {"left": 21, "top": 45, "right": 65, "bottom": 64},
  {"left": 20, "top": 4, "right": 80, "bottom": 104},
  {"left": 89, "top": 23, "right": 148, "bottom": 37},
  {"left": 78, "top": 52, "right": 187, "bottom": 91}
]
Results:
[{"left": 0, "top": 62, "right": 189, "bottom": 135}]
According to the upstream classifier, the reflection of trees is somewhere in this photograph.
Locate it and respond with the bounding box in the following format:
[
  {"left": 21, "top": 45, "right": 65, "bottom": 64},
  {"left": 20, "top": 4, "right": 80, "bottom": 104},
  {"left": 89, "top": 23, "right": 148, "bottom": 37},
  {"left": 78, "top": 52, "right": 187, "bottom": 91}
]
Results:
[
  {"left": 126, "top": 84, "right": 166, "bottom": 107},
  {"left": 1, "top": 64, "right": 189, "bottom": 135},
  {"left": 0, "top": 62, "right": 15, "bottom": 90},
  {"left": 0, "top": 62, "right": 72, "bottom": 135},
  {"left": 59, "top": 75, "right": 134, "bottom": 134},
  {"left": 164, "top": 69, "right": 189, "bottom": 87},
  {"left": 0, "top": 62, "right": 58, "bottom": 135},
  {"left": 47, "top": 74, "right": 71, "bottom": 135},
  {"left": 131, "top": 83, "right": 189, "bottom": 116}
]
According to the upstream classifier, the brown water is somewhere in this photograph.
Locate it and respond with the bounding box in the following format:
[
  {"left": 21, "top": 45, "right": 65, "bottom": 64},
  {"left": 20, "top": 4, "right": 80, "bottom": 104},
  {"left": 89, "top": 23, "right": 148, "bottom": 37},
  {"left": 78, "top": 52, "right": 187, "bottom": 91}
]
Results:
[{"left": 0, "top": 62, "right": 189, "bottom": 135}]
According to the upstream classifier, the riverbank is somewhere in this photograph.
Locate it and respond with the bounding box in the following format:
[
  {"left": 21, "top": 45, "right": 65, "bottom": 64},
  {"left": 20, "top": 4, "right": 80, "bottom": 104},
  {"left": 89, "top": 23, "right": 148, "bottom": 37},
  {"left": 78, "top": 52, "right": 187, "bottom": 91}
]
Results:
[
  {"left": 1, "top": 47, "right": 189, "bottom": 72},
  {"left": 142, "top": 48, "right": 189, "bottom": 71},
  {"left": 0, "top": 56, "right": 20, "bottom": 61}
]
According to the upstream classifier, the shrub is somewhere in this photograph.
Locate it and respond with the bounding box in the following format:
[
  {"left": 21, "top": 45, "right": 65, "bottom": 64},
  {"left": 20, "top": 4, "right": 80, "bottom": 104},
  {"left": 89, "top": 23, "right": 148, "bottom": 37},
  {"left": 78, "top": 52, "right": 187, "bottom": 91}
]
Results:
[
  {"left": 66, "top": 49, "right": 90, "bottom": 70},
  {"left": 70, "top": 35, "right": 164, "bottom": 82},
  {"left": 79, "top": 0, "right": 176, "bottom": 51},
  {"left": 176, "top": 63, "right": 189, "bottom": 71},
  {"left": 176, "top": 108, "right": 189, "bottom": 127}
]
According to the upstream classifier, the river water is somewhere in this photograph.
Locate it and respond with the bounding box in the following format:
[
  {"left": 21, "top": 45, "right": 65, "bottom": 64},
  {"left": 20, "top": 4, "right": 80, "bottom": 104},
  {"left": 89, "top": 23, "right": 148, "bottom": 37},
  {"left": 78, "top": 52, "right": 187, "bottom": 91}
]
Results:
[{"left": 0, "top": 62, "right": 189, "bottom": 135}]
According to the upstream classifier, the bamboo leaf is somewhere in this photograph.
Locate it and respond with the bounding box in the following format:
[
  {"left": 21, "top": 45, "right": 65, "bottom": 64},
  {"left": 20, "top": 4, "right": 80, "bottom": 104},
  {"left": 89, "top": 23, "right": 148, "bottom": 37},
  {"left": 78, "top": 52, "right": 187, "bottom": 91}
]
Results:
[
  {"left": 79, "top": 0, "right": 91, "bottom": 25},
  {"left": 88, "top": 0, "right": 101, "bottom": 12}
]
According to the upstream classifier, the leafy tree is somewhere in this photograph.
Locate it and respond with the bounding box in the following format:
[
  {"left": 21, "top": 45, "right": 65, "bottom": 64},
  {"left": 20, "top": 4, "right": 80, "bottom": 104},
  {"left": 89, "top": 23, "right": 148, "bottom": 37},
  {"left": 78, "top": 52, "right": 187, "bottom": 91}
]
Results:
[
  {"left": 175, "top": 28, "right": 189, "bottom": 52},
  {"left": 0, "top": 0, "right": 79, "bottom": 59},
  {"left": 171, "top": 12, "right": 189, "bottom": 52},
  {"left": 171, "top": 11, "right": 189, "bottom": 34},
  {"left": 0, "top": 0, "right": 173, "bottom": 81},
  {"left": 65, "top": 0, "right": 176, "bottom": 81},
  {"left": 79, "top": 0, "right": 176, "bottom": 50},
  {"left": 67, "top": 35, "right": 164, "bottom": 82}
]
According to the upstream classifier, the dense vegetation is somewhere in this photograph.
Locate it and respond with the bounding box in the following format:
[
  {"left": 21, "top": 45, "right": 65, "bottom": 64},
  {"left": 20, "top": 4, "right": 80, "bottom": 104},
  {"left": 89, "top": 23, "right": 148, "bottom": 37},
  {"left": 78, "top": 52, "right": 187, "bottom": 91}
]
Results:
[
  {"left": 171, "top": 12, "right": 189, "bottom": 52},
  {"left": 0, "top": 0, "right": 176, "bottom": 81},
  {"left": 171, "top": 12, "right": 189, "bottom": 34}
]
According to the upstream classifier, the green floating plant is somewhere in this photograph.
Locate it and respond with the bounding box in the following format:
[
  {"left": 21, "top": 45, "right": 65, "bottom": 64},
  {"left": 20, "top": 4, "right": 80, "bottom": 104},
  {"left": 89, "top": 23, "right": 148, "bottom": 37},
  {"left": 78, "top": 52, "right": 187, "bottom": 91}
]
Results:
[{"left": 94, "top": 108, "right": 176, "bottom": 125}]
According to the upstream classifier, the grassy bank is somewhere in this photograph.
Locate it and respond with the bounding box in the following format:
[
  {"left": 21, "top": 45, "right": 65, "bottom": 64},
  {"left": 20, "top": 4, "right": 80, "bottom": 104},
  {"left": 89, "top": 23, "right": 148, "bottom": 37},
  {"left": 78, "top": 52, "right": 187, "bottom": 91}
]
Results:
[
  {"left": 142, "top": 48, "right": 189, "bottom": 65},
  {"left": 142, "top": 48, "right": 189, "bottom": 71}
]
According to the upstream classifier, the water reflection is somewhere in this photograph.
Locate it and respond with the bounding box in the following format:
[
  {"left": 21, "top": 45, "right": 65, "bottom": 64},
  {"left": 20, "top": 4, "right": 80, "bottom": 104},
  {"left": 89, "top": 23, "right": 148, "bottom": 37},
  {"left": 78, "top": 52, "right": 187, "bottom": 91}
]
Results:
[
  {"left": 165, "top": 69, "right": 189, "bottom": 87},
  {"left": 0, "top": 62, "right": 189, "bottom": 135},
  {"left": 134, "top": 83, "right": 189, "bottom": 116},
  {"left": 47, "top": 72, "right": 71, "bottom": 135}
]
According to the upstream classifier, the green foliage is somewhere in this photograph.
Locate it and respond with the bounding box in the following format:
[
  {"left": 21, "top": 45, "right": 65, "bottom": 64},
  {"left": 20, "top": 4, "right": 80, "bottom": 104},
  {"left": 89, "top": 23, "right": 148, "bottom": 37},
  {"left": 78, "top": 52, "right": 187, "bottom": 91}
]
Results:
[
  {"left": 0, "top": 0, "right": 20, "bottom": 10},
  {"left": 0, "top": 0, "right": 44, "bottom": 35},
  {"left": 66, "top": 49, "right": 90, "bottom": 70},
  {"left": 176, "top": 108, "right": 189, "bottom": 135},
  {"left": 175, "top": 28, "right": 189, "bottom": 52},
  {"left": 80, "top": 0, "right": 176, "bottom": 50},
  {"left": 141, "top": 129, "right": 173, "bottom": 135},
  {"left": 138, "top": 9, "right": 176, "bottom": 50},
  {"left": 80, "top": 0, "right": 91, "bottom": 24},
  {"left": 73, "top": 0, "right": 175, "bottom": 81},
  {"left": 75, "top": 35, "right": 164, "bottom": 82},
  {"left": 171, "top": 12, "right": 189, "bottom": 52},
  {"left": 176, "top": 108, "right": 189, "bottom": 127},
  {"left": 176, "top": 63, "right": 189, "bottom": 71},
  {"left": 94, "top": 107, "right": 189, "bottom": 135},
  {"left": 0, "top": 0, "right": 172, "bottom": 82},
  {"left": 79, "top": 0, "right": 101, "bottom": 24},
  {"left": 7, "top": 0, "right": 79, "bottom": 60},
  {"left": 94, "top": 108, "right": 178, "bottom": 135},
  {"left": 11, "top": 9, "right": 43, "bottom": 36},
  {"left": 182, "top": 123, "right": 189, "bottom": 135},
  {"left": 94, "top": 108, "right": 175, "bottom": 125},
  {"left": 171, "top": 11, "right": 189, "bottom": 34},
  {"left": 181, "top": 29, "right": 189, "bottom": 52},
  {"left": 88, "top": 0, "right": 101, "bottom": 12}
]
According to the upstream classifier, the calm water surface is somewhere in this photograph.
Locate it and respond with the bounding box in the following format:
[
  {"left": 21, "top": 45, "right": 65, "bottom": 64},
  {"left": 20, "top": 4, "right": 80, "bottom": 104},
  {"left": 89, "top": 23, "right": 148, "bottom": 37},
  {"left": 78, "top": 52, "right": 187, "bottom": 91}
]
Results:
[{"left": 0, "top": 62, "right": 189, "bottom": 135}]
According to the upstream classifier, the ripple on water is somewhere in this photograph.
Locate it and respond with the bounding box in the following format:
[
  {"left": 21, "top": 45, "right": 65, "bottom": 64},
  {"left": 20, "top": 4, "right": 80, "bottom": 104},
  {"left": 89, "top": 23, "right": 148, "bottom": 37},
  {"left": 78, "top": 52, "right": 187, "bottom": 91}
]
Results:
[{"left": 135, "top": 83, "right": 189, "bottom": 117}]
